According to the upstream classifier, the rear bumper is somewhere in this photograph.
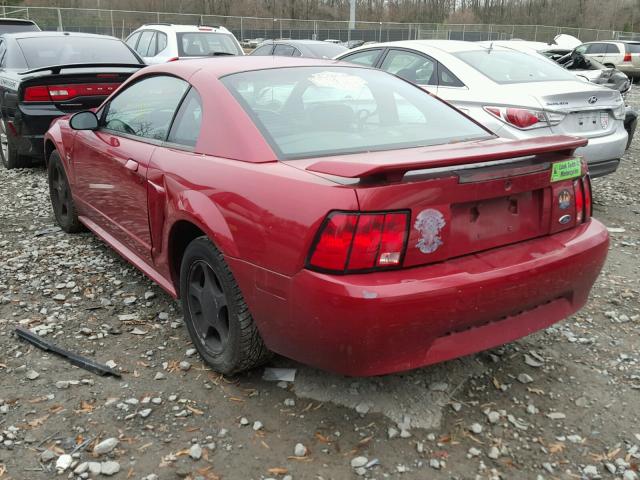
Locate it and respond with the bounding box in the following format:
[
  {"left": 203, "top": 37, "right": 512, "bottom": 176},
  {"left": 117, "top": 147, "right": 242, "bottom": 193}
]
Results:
[
  {"left": 233, "top": 219, "right": 609, "bottom": 376},
  {"left": 617, "top": 64, "right": 640, "bottom": 77},
  {"left": 11, "top": 103, "right": 66, "bottom": 159}
]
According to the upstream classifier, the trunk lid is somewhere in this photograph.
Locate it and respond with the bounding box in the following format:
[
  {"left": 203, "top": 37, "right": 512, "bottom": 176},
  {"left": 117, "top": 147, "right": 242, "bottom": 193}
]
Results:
[{"left": 293, "top": 135, "right": 588, "bottom": 269}]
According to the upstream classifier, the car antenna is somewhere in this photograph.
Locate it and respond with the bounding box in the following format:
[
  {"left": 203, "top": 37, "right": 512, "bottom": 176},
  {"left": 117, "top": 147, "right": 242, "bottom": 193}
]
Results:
[{"left": 487, "top": 42, "right": 493, "bottom": 53}]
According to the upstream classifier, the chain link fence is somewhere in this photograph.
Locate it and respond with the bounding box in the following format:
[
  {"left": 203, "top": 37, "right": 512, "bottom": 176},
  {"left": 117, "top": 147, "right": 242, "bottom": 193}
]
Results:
[{"left": 0, "top": 5, "right": 638, "bottom": 44}]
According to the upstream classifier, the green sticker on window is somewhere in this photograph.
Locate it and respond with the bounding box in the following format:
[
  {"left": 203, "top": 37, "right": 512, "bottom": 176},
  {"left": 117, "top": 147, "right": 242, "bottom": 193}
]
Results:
[{"left": 551, "top": 158, "right": 582, "bottom": 182}]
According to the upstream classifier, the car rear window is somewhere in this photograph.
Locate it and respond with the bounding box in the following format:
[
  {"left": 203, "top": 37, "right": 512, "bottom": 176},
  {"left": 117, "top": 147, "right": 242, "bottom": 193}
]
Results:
[
  {"left": 454, "top": 49, "right": 576, "bottom": 84},
  {"left": 17, "top": 36, "right": 140, "bottom": 69},
  {"left": 0, "top": 21, "right": 39, "bottom": 34},
  {"left": 307, "top": 43, "right": 348, "bottom": 59},
  {"left": 222, "top": 66, "right": 492, "bottom": 159},
  {"left": 627, "top": 43, "right": 640, "bottom": 53},
  {"left": 177, "top": 32, "right": 242, "bottom": 56}
]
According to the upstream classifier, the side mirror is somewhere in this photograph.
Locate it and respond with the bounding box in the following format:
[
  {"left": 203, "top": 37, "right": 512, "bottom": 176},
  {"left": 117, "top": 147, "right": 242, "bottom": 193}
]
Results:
[{"left": 69, "top": 111, "right": 98, "bottom": 130}]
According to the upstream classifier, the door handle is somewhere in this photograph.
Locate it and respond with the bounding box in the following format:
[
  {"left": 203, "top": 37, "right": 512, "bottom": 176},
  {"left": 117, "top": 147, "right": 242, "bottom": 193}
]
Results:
[{"left": 125, "top": 159, "right": 139, "bottom": 172}]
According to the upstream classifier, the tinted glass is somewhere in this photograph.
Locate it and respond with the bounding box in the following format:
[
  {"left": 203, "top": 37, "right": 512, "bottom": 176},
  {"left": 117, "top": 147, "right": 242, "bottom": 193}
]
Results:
[
  {"left": 222, "top": 67, "right": 491, "bottom": 159},
  {"left": 0, "top": 41, "right": 6, "bottom": 67},
  {"left": 136, "top": 31, "right": 154, "bottom": 56},
  {"left": 177, "top": 32, "right": 242, "bottom": 56},
  {"left": 292, "top": 48, "right": 302, "bottom": 57},
  {"left": 340, "top": 49, "right": 382, "bottom": 66},
  {"left": 438, "top": 63, "right": 464, "bottom": 87},
  {"left": 380, "top": 49, "right": 437, "bottom": 85},
  {"left": 17, "top": 36, "right": 140, "bottom": 68},
  {"left": 167, "top": 88, "right": 202, "bottom": 147},
  {"left": 104, "top": 75, "right": 188, "bottom": 140},
  {"left": 273, "top": 44, "right": 295, "bottom": 56},
  {"left": 627, "top": 43, "right": 640, "bottom": 53},
  {"left": 125, "top": 32, "right": 140, "bottom": 49},
  {"left": 587, "top": 43, "right": 607, "bottom": 54},
  {"left": 605, "top": 43, "right": 621, "bottom": 54},
  {"left": 454, "top": 50, "right": 576, "bottom": 84},
  {"left": 146, "top": 32, "right": 158, "bottom": 57},
  {"left": 157, "top": 32, "right": 168, "bottom": 52},
  {"left": 0, "top": 22, "right": 39, "bottom": 34},
  {"left": 251, "top": 44, "right": 273, "bottom": 56}
]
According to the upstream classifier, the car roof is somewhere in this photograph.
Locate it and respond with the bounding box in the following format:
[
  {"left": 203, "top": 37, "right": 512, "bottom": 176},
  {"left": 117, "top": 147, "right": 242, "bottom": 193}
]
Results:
[
  {"left": 2, "top": 31, "right": 121, "bottom": 40},
  {"left": 136, "top": 23, "right": 231, "bottom": 33},
  {"left": 138, "top": 55, "right": 350, "bottom": 79},
  {"left": 268, "top": 39, "right": 338, "bottom": 46}
]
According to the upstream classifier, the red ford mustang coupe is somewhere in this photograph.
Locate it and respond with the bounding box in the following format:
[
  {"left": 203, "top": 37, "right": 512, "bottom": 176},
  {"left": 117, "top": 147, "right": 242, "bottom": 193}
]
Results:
[{"left": 44, "top": 57, "right": 609, "bottom": 376}]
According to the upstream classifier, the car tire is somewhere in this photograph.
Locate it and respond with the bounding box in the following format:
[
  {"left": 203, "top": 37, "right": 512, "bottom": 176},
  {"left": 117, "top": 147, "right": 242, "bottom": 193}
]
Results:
[
  {"left": 180, "top": 237, "right": 271, "bottom": 375},
  {"left": 0, "top": 119, "right": 30, "bottom": 169},
  {"left": 48, "top": 150, "right": 84, "bottom": 233}
]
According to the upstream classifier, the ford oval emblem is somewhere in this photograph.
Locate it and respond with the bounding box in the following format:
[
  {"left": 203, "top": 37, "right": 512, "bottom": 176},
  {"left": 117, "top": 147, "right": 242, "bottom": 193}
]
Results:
[
  {"left": 587, "top": 96, "right": 598, "bottom": 105},
  {"left": 559, "top": 214, "right": 572, "bottom": 224}
]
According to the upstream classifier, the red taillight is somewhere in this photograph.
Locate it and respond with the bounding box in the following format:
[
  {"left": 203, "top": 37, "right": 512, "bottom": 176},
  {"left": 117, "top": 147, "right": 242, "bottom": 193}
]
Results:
[
  {"left": 484, "top": 106, "right": 546, "bottom": 129},
  {"left": 167, "top": 57, "right": 179, "bottom": 62},
  {"left": 582, "top": 175, "right": 592, "bottom": 219},
  {"left": 574, "top": 179, "right": 584, "bottom": 223},
  {"left": 24, "top": 86, "right": 50, "bottom": 102},
  {"left": 624, "top": 52, "right": 632, "bottom": 62},
  {"left": 23, "top": 83, "right": 120, "bottom": 102},
  {"left": 308, "top": 211, "right": 409, "bottom": 273}
]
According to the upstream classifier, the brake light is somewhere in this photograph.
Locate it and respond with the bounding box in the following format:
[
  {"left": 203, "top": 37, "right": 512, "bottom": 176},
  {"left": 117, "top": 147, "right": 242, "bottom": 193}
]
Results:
[
  {"left": 23, "top": 83, "right": 120, "bottom": 102},
  {"left": 167, "top": 57, "right": 179, "bottom": 62},
  {"left": 574, "top": 179, "right": 584, "bottom": 223},
  {"left": 624, "top": 52, "right": 632, "bottom": 62},
  {"left": 308, "top": 211, "right": 409, "bottom": 273},
  {"left": 582, "top": 175, "right": 592, "bottom": 219},
  {"left": 484, "top": 106, "right": 554, "bottom": 129}
]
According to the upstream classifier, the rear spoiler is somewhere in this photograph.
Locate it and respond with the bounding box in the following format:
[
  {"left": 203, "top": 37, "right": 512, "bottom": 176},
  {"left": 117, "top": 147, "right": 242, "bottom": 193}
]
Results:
[
  {"left": 305, "top": 135, "right": 587, "bottom": 178},
  {"left": 19, "top": 63, "right": 145, "bottom": 76}
]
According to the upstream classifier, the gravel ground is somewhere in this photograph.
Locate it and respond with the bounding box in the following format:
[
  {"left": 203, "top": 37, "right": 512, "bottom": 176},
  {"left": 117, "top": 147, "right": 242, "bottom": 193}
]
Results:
[{"left": 1, "top": 92, "right": 639, "bottom": 480}]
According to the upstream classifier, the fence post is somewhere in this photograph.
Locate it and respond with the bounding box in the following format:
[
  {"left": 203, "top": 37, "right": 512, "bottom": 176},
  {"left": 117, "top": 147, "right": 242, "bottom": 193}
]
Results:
[
  {"left": 200, "top": 15, "right": 204, "bottom": 26},
  {"left": 534, "top": 25, "right": 538, "bottom": 41},
  {"left": 240, "top": 17, "right": 243, "bottom": 40},
  {"left": 26, "top": 7, "right": 29, "bottom": 19},
  {"left": 110, "top": 9, "right": 114, "bottom": 36},
  {"left": 379, "top": 22, "right": 382, "bottom": 42},
  {"left": 462, "top": 23, "right": 465, "bottom": 41},
  {"left": 57, "top": 8, "right": 63, "bottom": 32}
]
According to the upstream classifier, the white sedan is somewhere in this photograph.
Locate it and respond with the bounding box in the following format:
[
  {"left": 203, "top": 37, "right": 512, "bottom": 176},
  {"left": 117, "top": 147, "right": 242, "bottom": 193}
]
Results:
[{"left": 336, "top": 40, "right": 628, "bottom": 177}]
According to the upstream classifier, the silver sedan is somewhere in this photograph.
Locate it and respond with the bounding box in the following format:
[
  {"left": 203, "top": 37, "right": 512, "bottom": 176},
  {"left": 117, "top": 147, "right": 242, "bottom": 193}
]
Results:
[{"left": 336, "top": 40, "right": 628, "bottom": 177}]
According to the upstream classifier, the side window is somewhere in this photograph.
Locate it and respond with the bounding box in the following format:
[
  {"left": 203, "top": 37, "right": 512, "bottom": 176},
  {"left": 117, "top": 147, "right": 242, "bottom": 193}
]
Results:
[
  {"left": 380, "top": 49, "right": 437, "bottom": 85},
  {"left": 292, "top": 48, "right": 302, "bottom": 57},
  {"left": 438, "top": 63, "right": 464, "bottom": 87},
  {"left": 157, "top": 32, "right": 168, "bottom": 53},
  {"left": 273, "top": 44, "right": 295, "bottom": 56},
  {"left": 587, "top": 43, "right": 607, "bottom": 54},
  {"left": 104, "top": 75, "right": 189, "bottom": 141},
  {"left": 0, "top": 41, "right": 6, "bottom": 68},
  {"left": 340, "top": 48, "right": 383, "bottom": 67},
  {"left": 136, "top": 30, "right": 154, "bottom": 56},
  {"left": 605, "top": 43, "right": 621, "bottom": 54},
  {"left": 125, "top": 32, "right": 141, "bottom": 49},
  {"left": 167, "top": 88, "right": 202, "bottom": 147},
  {"left": 251, "top": 44, "right": 274, "bottom": 56},
  {"left": 146, "top": 32, "right": 158, "bottom": 57}
]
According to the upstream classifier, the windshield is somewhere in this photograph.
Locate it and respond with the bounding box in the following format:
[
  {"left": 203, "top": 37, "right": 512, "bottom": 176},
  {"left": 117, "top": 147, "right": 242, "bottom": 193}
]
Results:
[
  {"left": 222, "top": 66, "right": 492, "bottom": 159},
  {"left": 177, "top": 32, "right": 242, "bottom": 56},
  {"left": 17, "top": 36, "right": 139, "bottom": 68},
  {"left": 454, "top": 49, "right": 577, "bottom": 84}
]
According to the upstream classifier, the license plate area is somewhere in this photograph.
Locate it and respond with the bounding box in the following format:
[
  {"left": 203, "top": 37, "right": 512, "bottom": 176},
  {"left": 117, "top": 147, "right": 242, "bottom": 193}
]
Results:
[
  {"left": 449, "top": 190, "right": 545, "bottom": 253},
  {"left": 569, "top": 110, "right": 609, "bottom": 132}
]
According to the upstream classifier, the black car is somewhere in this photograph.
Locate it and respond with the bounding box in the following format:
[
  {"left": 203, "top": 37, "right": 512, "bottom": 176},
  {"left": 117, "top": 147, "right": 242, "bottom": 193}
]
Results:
[
  {"left": 0, "top": 31, "right": 144, "bottom": 169},
  {"left": 0, "top": 18, "right": 40, "bottom": 35}
]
